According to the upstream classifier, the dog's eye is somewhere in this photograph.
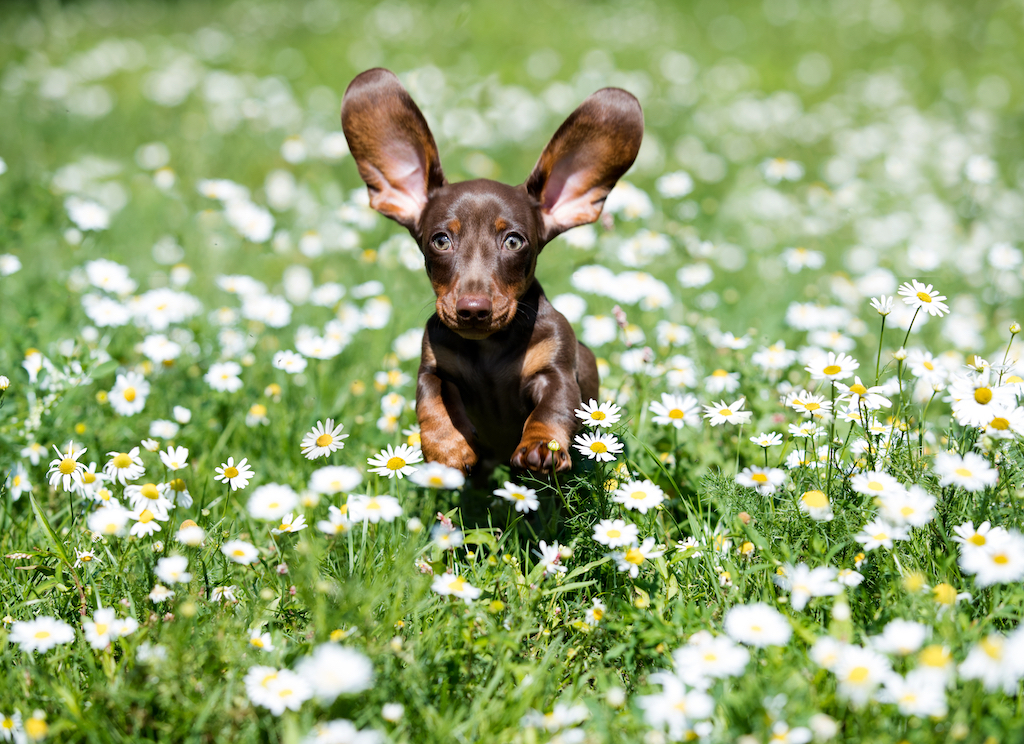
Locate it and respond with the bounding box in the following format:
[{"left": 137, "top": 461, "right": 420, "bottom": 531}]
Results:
[
  {"left": 430, "top": 234, "right": 452, "bottom": 251},
  {"left": 503, "top": 233, "right": 525, "bottom": 252}
]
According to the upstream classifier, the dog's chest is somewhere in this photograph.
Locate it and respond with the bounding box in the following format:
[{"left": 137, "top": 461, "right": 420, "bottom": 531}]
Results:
[{"left": 435, "top": 343, "right": 530, "bottom": 441}]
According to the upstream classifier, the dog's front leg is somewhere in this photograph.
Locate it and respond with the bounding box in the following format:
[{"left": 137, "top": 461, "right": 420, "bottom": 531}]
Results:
[
  {"left": 511, "top": 371, "right": 581, "bottom": 473},
  {"left": 416, "top": 366, "right": 478, "bottom": 473}
]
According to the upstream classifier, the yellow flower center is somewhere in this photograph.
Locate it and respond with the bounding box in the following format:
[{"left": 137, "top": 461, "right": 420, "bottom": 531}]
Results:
[
  {"left": 982, "top": 637, "right": 1003, "bottom": 660},
  {"left": 232, "top": 549, "right": 247, "bottom": 557},
  {"left": 916, "top": 291, "right": 932, "bottom": 303},
  {"left": 170, "top": 478, "right": 186, "bottom": 492},
  {"left": 112, "top": 453, "right": 132, "bottom": 468},
  {"left": 223, "top": 467, "right": 239, "bottom": 479},
  {"left": 801, "top": 490, "right": 828, "bottom": 508},
  {"left": 873, "top": 532, "right": 888, "bottom": 541},
  {"left": 822, "top": 365, "right": 842, "bottom": 375},
  {"left": 591, "top": 411, "right": 607, "bottom": 420},
  {"left": 58, "top": 458, "right": 77, "bottom": 475},
  {"left": 34, "top": 630, "right": 51, "bottom": 639},
  {"left": 316, "top": 433, "right": 333, "bottom": 447},
  {"left": 1006, "top": 375, "right": 1023, "bottom": 384},
  {"left": 624, "top": 547, "right": 644, "bottom": 565},
  {"left": 974, "top": 388, "right": 993, "bottom": 404},
  {"left": 704, "top": 652, "right": 718, "bottom": 662},
  {"left": 849, "top": 384, "right": 867, "bottom": 395},
  {"left": 590, "top": 442, "right": 608, "bottom": 453},
  {"left": 900, "top": 506, "right": 914, "bottom": 517},
  {"left": 847, "top": 666, "right": 870, "bottom": 683},
  {"left": 932, "top": 584, "right": 958, "bottom": 604},
  {"left": 923, "top": 361, "right": 934, "bottom": 370},
  {"left": 139, "top": 509, "right": 155, "bottom": 523},
  {"left": 719, "top": 408, "right": 733, "bottom": 417},
  {"left": 512, "top": 492, "right": 526, "bottom": 501},
  {"left": 712, "top": 369, "right": 728, "bottom": 377},
  {"left": 386, "top": 456, "right": 406, "bottom": 470},
  {"left": 920, "top": 644, "right": 950, "bottom": 666},
  {"left": 805, "top": 402, "right": 820, "bottom": 411},
  {"left": 251, "top": 637, "right": 264, "bottom": 648},
  {"left": 751, "top": 473, "right": 769, "bottom": 483},
  {"left": 250, "top": 404, "right": 267, "bottom": 417},
  {"left": 954, "top": 467, "right": 972, "bottom": 478},
  {"left": 95, "top": 622, "right": 109, "bottom": 635},
  {"left": 141, "top": 483, "right": 160, "bottom": 499},
  {"left": 993, "top": 553, "right": 1009, "bottom": 565},
  {"left": 968, "top": 534, "right": 986, "bottom": 546},
  {"left": 592, "top": 608, "right": 604, "bottom": 621},
  {"left": 867, "top": 481, "right": 884, "bottom": 491},
  {"left": 366, "top": 500, "right": 381, "bottom": 510},
  {"left": 989, "top": 417, "right": 1009, "bottom": 430},
  {"left": 449, "top": 577, "right": 466, "bottom": 592},
  {"left": 80, "top": 553, "right": 93, "bottom": 562},
  {"left": 607, "top": 529, "right": 621, "bottom": 538},
  {"left": 123, "top": 387, "right": 137, "bottom": 402},
  {"left": 83, "top": 471, "right": 96, "bottom": 484},
  {"left": 668, "top": 408, "right": 684, "bottom": 419},
  {"left": 25, "top": 719, "right": 47, "bottom": 739}
]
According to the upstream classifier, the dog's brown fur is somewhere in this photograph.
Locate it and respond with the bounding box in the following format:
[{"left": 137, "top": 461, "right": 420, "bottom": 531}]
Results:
[{"left": 341, "top": 68, "right": 643, "bottom": 474}]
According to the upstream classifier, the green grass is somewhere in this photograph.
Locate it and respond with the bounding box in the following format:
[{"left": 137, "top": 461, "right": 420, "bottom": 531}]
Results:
[{"left": 2, "top": 0, "right": 1024, "bottom": 742}]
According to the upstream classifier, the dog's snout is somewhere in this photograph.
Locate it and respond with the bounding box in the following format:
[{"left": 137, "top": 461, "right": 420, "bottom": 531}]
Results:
[{"left": 455, "top": 294, "right": 492, "bottom": 322}]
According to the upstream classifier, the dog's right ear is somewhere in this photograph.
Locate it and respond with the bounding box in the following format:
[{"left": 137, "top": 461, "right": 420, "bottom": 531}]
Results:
[{"left": 341, "top": 69, "right": 445, "bottom": 233}]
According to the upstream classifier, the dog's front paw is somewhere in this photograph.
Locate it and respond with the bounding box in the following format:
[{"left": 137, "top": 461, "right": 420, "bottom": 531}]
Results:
[
  {"left": 511, "top": 436, "right": 571, "bottom": 473},
  {"left": 422, "top": 436, "right": 478, "bottom": 474}
]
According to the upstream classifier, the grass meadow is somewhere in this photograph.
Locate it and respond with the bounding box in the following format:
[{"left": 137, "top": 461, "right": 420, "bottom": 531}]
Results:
[{"left": 2, "top": 0, "right": 1024, "bottom": 741}]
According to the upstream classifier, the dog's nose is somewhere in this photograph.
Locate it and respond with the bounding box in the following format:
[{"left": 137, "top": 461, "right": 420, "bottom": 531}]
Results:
[{"left": 456, "top": 295, "right": 492, "bottom": 322}]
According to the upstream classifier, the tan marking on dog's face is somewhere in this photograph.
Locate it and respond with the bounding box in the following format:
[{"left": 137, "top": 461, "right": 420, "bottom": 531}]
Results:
[
  {"left": 494, "top": 217, "right": 508, "bottom": 232},
  {"left": 448, "top": 218, "right": 461, "bottom": 235},
  {"left": 522, "top": 336, "right": 559, "bottom": 379}
]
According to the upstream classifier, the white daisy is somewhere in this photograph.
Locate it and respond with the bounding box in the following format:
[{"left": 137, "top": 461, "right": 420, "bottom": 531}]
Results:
[
  {"left": 103, "top": 447, "right": 145, "bottom": 485},
  {"left": 431, "top": 572, "right": 481, "bottom": 602},
  {"left": 573, "top": 432, "right": 623, "bottom": 462},
  {"left": 592, "top": 519, "right": 639, "bottom": 548},
  {"left": 346, "top": 494, "right": 403, "bottom": 523},
  {"left": 366, "top": 443, "right": 422, "bottom": 479},
  {"left": 649, "top": 392, "right": 701, "bottom": 429},
  {"left": 611, "top": 479, "right": 666, "bottom": 513},
  {"left": 214, "top": 457, "right": 254, "bottom": 491},
  {"left": 46, "top": 442, "right": 87, "bottom": 492},
  {"left": 300, "top": 418, "right": 349, "bottom": 459},
  {"left": 897, "top": 280, "right": 949, "bottom": 317},
  {"left": 933, "top": 451, "right": 998, "bottom": 492},
  {"left": 494, "top": 482, "right": 540, "bottom": 513},
  {"left": 222, "top": 539, "right": 259, "bottom": 565},
  {"left": 735, "top": 466, "right": 786, "bottom": 495},
  {"left": 805, "top": 352, "right": 860, "bottom": 381},
  {"left": 723, "top": 603, "right": 792, "bottom": 648},
  {"left": 574, "top": 398, "right": 622, "bottom": 428},
  {"left": 702, "top": 398, "right": 752, "bottom": 426}
]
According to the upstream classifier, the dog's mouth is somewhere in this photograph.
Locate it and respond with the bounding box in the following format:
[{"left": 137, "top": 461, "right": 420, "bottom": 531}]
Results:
[{"left": 436, "top": 296, "right": 518, "bottom": 339}]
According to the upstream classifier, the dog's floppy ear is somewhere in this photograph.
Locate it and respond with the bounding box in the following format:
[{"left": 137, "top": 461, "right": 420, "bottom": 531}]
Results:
[
  {"left": 525, "top": 88, "right": 644, "bottom": 244},
  {"left": 341, "top": 68, "right": 445, "bottom": 233}
]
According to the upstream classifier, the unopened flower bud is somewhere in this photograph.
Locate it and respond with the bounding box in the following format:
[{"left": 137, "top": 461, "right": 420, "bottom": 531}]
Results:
[
  {"left": 1011, "top": 322, "right": 1021, "bottom": 335},
  {"left": 893, "top": 347, "right": 907, "bottom": 361}
]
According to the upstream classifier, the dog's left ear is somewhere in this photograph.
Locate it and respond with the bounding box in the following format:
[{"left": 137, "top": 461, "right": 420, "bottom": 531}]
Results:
[
  {"left": 525, "top": 88, "right": 644, "bottom": 244},
  {"left": 341, "top": 68, "right": 446, "bottom": 233}
]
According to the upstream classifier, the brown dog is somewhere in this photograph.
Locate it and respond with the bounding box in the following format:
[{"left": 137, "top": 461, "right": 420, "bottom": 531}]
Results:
[{"left": 341, "top": 69, "right": 643, "bottom": 474}]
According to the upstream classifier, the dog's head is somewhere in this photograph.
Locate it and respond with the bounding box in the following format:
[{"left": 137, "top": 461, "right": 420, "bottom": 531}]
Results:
[{"left": 341, "top": 68, "right": 643, "bottom": 340}]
